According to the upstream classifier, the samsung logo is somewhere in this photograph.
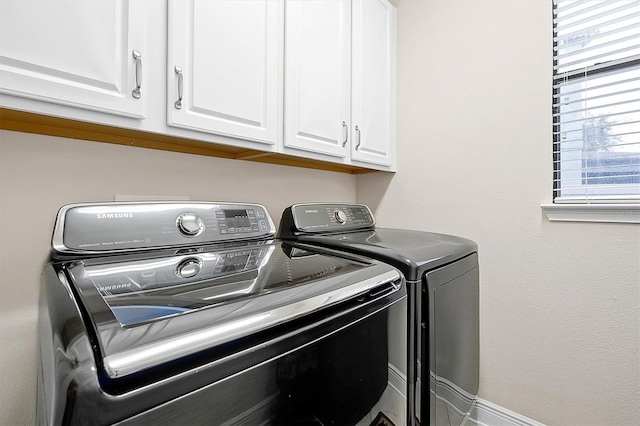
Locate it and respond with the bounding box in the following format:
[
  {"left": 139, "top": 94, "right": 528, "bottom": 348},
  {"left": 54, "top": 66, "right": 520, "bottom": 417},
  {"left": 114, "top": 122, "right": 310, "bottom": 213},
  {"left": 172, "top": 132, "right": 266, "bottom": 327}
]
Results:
[
  {"left": 304, "top": 209, "right": 319, "bottom": 214},
  {"left": 96, "top": 213, "right": 134, "bottom": 219},
  {"left": 99, "top": 283, "right": 132, "bottom": 291}
]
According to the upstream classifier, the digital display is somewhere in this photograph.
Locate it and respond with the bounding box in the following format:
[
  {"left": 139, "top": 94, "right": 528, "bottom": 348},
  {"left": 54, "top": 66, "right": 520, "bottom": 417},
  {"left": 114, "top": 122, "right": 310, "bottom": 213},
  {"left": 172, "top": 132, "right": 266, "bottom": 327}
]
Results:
[
  {"left": 221, "top": 253, "right": 250, "bottom": 273},
  {"left": 351, "top": 208, "right": 370, "bottom": 224},
  {"left": 224, "top": 209, "right": 251, "bottom": 229}
]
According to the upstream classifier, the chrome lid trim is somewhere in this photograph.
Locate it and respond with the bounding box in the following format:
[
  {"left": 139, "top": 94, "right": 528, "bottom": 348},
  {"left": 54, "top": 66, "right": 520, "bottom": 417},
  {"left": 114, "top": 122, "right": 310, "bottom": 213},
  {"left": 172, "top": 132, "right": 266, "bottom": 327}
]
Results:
[{"left": 102, "top": 269, "right": 401, "bottom": 378}]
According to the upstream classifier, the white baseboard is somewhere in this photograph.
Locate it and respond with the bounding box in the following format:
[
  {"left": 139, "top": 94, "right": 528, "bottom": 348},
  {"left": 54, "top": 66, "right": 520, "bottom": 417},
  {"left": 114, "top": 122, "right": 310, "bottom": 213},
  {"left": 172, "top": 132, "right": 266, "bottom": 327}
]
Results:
[
  {"left": 396, "top": 364, "right": 545, "bottom": 426},
  {"left": 468, "top": 399, "right": 545, "bottom": 426},
  {"left": 388, "top": 363, "right": 407, "bottom": 399}
]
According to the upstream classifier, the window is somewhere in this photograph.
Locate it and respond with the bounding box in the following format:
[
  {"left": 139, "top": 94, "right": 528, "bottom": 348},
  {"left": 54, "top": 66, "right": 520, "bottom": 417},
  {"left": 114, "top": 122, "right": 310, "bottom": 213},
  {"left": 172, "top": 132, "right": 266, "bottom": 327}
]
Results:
[{"left": 552, "top": 0, "right": 640, "bottom": 204}]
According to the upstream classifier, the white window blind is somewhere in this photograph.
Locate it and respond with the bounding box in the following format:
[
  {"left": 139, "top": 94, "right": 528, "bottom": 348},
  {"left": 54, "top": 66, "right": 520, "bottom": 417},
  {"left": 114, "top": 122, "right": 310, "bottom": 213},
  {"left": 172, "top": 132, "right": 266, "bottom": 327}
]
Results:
[{"left": 553, "top": 0, "right": 640, "bottom": 203}]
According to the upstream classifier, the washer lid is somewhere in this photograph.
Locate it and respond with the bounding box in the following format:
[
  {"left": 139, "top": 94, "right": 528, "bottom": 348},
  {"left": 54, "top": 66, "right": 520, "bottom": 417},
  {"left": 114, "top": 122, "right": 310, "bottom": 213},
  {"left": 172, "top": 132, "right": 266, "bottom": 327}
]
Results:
[
  {"left": 278, "top": 203, "right": 477, "bottom": 280},
  {"left": 282, "top": 228, "right": 478, "bottom": 281},
  {"left": 63, "top": 241, "right": 402, "bottom": 378}
]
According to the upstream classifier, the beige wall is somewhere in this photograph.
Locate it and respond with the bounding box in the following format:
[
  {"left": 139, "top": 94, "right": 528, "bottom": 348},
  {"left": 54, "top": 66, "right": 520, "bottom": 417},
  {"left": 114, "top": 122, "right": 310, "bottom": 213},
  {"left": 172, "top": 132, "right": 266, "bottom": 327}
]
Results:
[
  {"left": 358, "top": 0, "right": 639, "bottom": 425},
  {"left": 0, "top": 129, "right": 356, "bottom": 425},
  {"left": 2, "top": 1, "right": 640, "bottom": 425}
]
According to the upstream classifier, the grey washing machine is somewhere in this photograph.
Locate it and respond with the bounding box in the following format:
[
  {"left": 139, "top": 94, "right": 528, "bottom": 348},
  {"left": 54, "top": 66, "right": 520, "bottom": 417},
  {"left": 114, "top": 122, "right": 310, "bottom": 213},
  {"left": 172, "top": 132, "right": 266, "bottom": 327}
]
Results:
[
  {"left": 37, "top": 202, "right": 407, "bottom": 425},
  {"left": 277, "top": 203, "right": 479, "bottom": 426}
]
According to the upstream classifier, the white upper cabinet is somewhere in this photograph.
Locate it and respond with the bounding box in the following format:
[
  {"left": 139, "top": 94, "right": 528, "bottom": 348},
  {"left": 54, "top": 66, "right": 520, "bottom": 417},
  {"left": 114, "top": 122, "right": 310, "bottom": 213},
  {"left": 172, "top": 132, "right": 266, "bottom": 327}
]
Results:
[
  {"left": 0, "top": 0, "right": 148, "bottom": 119},
  {"left": 0, "top": 0, "right": 395, "bottom": 171},
  {"left": 284, "top": 0, "right": 395, "bottom": 169},
  {"left": 168, "top": 0, "right": 282, "bottom": 146},
  {"left": 351, "top": 0, "right": 396, "bottom": 167},
  {"left": 284, "top": 0, "right": 351, "bottom": 158}
]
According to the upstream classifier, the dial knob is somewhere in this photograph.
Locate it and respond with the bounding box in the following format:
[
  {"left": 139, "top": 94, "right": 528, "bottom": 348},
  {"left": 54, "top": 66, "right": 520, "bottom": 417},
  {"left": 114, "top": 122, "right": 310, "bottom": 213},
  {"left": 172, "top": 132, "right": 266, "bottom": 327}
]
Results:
[
  {"left": 334, "top": 210, "right": 347, "bottom": 224},
  {"left": 177, "top": 213, "right": 204, "bottom": 237},
  {"left": 175, "top": 258, "right": 202, "bottom": 279}
]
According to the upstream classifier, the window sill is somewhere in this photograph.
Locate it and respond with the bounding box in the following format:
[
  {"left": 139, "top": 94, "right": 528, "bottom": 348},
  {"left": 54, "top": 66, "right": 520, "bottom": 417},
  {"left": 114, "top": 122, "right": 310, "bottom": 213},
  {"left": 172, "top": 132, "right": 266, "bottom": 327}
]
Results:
[{"left": 541, "top": 204, "right": 640, "bottom": 224}]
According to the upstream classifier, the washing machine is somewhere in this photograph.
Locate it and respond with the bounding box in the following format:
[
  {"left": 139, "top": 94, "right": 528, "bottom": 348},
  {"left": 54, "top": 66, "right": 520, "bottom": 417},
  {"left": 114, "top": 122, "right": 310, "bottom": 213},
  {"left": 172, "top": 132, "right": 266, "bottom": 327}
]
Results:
[
  {"left": 277, "top": 203, "right": 479, "bottom": 426},
  {"left": 37, "top": 201, "right": 407, "bottom": 425}
]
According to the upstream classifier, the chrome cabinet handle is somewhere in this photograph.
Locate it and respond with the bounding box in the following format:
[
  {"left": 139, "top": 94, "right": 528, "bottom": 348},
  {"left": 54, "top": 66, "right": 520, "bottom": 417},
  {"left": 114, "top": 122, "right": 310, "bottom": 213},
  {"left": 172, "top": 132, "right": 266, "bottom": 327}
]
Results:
[
  {"left": 174, "top": 66, "right": 183, "bottom": 109},
  {"left": 355, "top": 125, "right": 361, "bottom": 150},
  {"left": 132, "top": 50, "right": 142, "bottom": 99},
  {"left": 342, "top": 121, "right": 348, "bottom": 147}
]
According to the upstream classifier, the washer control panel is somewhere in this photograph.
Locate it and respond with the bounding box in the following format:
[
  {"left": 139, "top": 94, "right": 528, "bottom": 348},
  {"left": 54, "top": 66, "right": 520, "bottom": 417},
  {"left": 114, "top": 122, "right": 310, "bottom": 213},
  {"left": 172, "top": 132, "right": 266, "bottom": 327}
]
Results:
[
  {"left": 288, "top": 203, "right": 375, "bottom": 233},
  {"left": 53, "top": 202, "right": 276, "bottom": 253}
]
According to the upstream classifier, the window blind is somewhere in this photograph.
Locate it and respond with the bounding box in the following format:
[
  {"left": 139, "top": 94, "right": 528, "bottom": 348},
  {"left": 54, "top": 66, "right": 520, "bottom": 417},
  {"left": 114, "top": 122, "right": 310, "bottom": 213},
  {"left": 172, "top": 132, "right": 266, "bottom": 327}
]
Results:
[{"left": 553, "top": 0, "right": 640, "bottom": 203}]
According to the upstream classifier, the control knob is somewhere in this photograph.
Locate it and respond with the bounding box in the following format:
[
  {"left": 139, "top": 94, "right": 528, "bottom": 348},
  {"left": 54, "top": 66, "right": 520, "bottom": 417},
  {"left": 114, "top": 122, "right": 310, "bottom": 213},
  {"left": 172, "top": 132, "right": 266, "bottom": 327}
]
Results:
[
  {"left": 334, "top": 210, "right": 347, "bottom": 224},
  {"left": 175, "top": 258, "right": 202, "bottom": 279},
  {"left": 177, "top": 212, "right": 204, "bottom": 237}
]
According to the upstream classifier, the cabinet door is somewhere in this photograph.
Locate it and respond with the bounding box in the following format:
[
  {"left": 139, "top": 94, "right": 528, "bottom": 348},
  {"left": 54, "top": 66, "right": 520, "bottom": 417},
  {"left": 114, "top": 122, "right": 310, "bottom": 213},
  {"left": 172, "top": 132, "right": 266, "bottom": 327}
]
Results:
[
  {"left": 0, "top": 0, "right": 147, "bottom": 118},
  {"left": 351, "top": 0, "right": 395, "bottom": 167},
  {"left": 168, "top": 0, "right": 282, "bottom": 146},
  {"left": 284, "top": 0, "right": 351, "bottom": 158}
]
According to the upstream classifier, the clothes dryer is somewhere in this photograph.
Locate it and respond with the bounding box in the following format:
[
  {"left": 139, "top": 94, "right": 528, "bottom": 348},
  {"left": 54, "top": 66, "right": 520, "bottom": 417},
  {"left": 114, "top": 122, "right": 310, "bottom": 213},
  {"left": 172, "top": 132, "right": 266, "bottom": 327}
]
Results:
[{"left": 278, "top": 203, "right": 479, "bottom": 426}]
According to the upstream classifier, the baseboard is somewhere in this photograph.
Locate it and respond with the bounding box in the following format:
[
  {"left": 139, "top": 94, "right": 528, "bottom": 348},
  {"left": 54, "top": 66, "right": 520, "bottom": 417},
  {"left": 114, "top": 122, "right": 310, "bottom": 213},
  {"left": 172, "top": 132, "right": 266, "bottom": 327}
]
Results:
[
  {"left": 468, "top": 399, "right": 545, "bottom": 426},
  {"left": 431, "top": 373, "right": 476, "bottom": 418},
  {"left": 426, "top": 370, "right": 544, "bottom": 426},
  {"left": 388, "top": 363, "right": 407, "bottom": 399}
]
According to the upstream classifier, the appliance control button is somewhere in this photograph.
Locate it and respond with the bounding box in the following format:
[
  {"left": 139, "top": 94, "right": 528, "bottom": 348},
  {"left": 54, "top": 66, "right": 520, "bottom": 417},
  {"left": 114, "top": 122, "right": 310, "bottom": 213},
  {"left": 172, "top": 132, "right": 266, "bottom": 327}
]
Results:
[
  {"left": 177, "top": 213, "right": 204, "bottom": 237},
  {"left": 175, "top": 258, "right": 202, "bottom": 278},
  {"left": 334, "top": 210, "right": 347, "bottom": 224}
]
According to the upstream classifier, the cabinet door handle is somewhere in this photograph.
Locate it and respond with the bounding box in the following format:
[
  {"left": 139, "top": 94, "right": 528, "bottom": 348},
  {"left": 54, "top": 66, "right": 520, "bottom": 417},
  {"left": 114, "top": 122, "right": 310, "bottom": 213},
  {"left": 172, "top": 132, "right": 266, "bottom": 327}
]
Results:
[
  {"left": 132, "top": 50, "right": 142, "bottom": 99},
  {"left": 342, "top": 121, "right": 348, "bottom": 147},
  {"left": 355, "top": 126, "right": 361, "bottom": 150},
  {"left": 174, "top": 66, "right": 183, "bottom": 109}
]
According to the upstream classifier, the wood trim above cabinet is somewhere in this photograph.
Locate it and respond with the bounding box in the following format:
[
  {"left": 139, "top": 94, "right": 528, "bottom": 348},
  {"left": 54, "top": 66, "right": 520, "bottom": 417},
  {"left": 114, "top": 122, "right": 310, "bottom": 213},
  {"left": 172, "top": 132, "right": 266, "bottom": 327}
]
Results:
[{"left": 0, "top": 108, "right": 377, "bottom": 175}]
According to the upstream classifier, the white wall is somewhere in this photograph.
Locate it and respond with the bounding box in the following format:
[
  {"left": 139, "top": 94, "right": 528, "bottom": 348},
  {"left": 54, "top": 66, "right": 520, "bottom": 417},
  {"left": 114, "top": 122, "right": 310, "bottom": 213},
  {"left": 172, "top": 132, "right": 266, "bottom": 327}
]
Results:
[
  {"left": 358, "top": 1, "right": 640, "bottom": 425},
  {"left": 0, "top": 129, "right": 356, "bottom": 425}
]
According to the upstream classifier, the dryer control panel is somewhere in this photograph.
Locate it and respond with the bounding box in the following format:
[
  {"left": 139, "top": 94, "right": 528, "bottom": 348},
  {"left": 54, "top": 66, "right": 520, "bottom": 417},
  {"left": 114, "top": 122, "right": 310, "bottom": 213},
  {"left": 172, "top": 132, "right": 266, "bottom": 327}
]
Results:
[
  {"left": 53, "top": 202, "right": 276, "bottom": 254},
  {"left": 280, "top": 203, "right": 375, "bottom": 235}
]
